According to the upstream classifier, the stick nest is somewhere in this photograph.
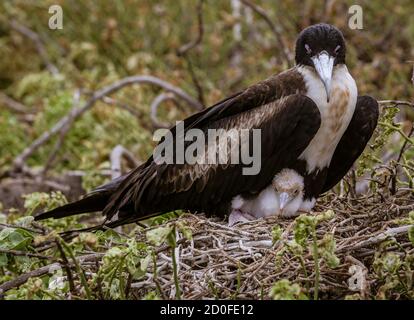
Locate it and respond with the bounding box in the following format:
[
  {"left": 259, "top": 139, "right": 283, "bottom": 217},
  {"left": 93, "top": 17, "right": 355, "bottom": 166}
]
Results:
[{"left": 129, "top": 190, "right": 414, "bottom": 299}]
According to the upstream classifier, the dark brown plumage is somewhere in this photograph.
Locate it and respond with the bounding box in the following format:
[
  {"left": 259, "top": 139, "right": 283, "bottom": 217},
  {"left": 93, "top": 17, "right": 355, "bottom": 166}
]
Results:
[{"left": 35, "top": 24, "right": 379, "bottom": 230}]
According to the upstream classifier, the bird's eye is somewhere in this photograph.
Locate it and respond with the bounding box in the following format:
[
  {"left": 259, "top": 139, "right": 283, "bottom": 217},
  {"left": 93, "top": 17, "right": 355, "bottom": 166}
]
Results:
[
  {"left": 334, "top": 45, "right": 341, "bottom": 55},
  {"left": 304, "top": 44, "right": 312, "bottom": 55}
]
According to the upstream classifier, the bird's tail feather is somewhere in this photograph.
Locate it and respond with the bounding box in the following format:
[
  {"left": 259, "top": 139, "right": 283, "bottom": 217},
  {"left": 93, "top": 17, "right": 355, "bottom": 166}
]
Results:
[
  {"left": 34, "top": 192, "right": 108, "bottom": 221},
  {"left": 34, "top": 174, "right": 127, "bottom": 221}
]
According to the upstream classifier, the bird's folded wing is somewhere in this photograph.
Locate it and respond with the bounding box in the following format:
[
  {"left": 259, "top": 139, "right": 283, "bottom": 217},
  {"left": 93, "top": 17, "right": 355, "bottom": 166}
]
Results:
[
  {"left": 321, "top": 95, "right": 379, "bottom": 193},
  {"left": 104, "top": 93, "right": 321, "bottom": 220}
]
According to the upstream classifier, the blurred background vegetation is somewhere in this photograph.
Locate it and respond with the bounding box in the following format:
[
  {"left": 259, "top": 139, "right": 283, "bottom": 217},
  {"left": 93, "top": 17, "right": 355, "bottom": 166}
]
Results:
[
  {"left": 0, "top": 0, "right": 413, "bottom": 203},
  {"left": 0, "top": 0, "right": 413, "bottom": 301}
]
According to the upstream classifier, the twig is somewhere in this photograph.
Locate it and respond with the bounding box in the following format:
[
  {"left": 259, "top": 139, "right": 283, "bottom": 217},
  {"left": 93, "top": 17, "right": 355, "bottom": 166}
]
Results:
[
  {"left": 311, "top": 224, "right": 320, "bottom": 300},
  {"left": 177, "top": 0, "right": 204, "bottom": 56},
  {"left": 239, "top": 0, "right": 292, "bottom": 67},
  {"left": 56, "top": 238, "right": 93, "bottom": 299},
  {"left": 378, "top": 100, "right": 414, "bottom": 108},
  {"left": 150, "top": 92, "right": 179, "bottom": 129},
  {"left": 110, "top": 145, "right": 140, "bottom": 180},
  {"left": 391, "top": 126, "right": 414, "bottom": 194},
  {"left": 0, "top": 249, "right": 52, "bottom": 260},
  {"left": 338, "top": 225, "right": 413, "bottom": 252},
  {"left": 183, "top": 56, "right": 205, "bottom": 105},
  {"left": 0, "top": 222, "right": 44, "bottom": 234},
  {"left": 0, "top": 262, "right": 60, "bottom": 296},
  {"left": 177, "top": 0, "right": 206, "bottom": 105},
  {"left": 0, "top": 93, "right": 31, "bottom": 114},
  {"left": 10, "top": 20, "right": 59, "bottom": 75},
  {"left": 41, "top": 90, "right": 81, "bottom": 176},
  {"left": 55, "top": 239, "right": 76, "bottom": 294},
  {"left": 0, "top": 253, "right": 103, "bottom": 295}
]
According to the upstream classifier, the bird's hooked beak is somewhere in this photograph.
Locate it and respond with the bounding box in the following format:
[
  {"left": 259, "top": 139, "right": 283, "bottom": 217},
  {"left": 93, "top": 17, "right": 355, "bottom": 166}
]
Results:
[
  {"left": 278, "top": 192, "right": 290, "bottom": 211},
  {"left": 311, "top": 51, "right": 334, "bottom": 103}
]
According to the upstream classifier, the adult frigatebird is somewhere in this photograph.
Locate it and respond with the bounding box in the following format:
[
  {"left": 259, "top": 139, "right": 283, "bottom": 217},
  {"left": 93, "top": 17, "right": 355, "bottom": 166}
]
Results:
[{"left": 35, "top": 23, "right": 378, "bottom": 228}]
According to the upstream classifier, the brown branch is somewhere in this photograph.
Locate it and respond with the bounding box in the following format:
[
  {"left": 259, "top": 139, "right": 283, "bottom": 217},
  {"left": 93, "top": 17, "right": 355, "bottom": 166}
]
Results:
[
  {"left": 0, "top": 253, "right": 104, "bottom": 295},
  {"left": 177, "top": 0, "right": 204, "bottom": 56},
  {"left": 110, "top": 145, "right": 141, "bottom": 180},
  {"left": 150, "top": 92, "right": 180, "bottom": 129},
  {"left": 11, "top": 75, "right": 202, "bottom": 172},
  {"left": 378, "top": 100, "right": 414, "bottom": 108},
  {"left": 0, "top": 222, "right": 44, "bottom": 234},
  {"left": 0, "top": 248, "right": 52, "bottom": 260},
  {"left": 184, "top": 56, "right": 205, "bottom": 105},
  {"left": 55, "top": 240, "right": 76, "bottom": 295},
  {"left": 391, "top": 126, "right": 414, "bottom": 194},
  {"left": 0, "top": 93, "right": 31, "bottom": 114},
  {"left": 41, "top": 90, "right": 81, "bottom": 176},
  {"left": 239, "top": 0, "right": 292, "bottom": 67},
  {"left": 176, "top": 0, "right": 206, "bottom": 105},
  {"left": 10, "top": 20, "right": 59, "bottom": 76},
  {"left": 338, "top": 225, "right": 413, "bottom": 253}
]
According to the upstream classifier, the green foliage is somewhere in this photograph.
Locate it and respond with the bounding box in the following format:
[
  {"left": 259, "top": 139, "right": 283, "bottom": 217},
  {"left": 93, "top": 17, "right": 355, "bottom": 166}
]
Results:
[
  {"left": 274, "top": 211, "right": 339, "bottom": 299},
  {"left": 407, "top": 211, "right": 414, "bottom": 246},
  {"left": 269, "top": 279, "right": 308, "bottom": 300},
  {"left": 373, "top": 249, "right": 414, "bottom": 299},
  {"left": 23, "top": 191, "right": 67, "bottom": 215},
  {"left": 0, "top": 227, "right": 34, "bottom": 269},
  {"left": 95, "top": 239, "right": 150, "bottom": 299},
  {"left": 271, "top": 225, "right": 283, "bottom": 244},
  {"left": 0, "top": 0, "right": 413, "bottom": 301}
]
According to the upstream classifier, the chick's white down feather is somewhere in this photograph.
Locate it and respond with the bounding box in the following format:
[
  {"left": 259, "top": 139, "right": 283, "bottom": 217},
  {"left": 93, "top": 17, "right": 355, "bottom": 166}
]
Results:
[{"left": 230, "top": 168, "right": 309, "bottom": 220}]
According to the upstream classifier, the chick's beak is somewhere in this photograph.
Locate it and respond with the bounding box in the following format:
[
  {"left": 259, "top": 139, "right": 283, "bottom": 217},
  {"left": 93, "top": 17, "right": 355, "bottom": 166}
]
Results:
[
  {"left": 278, "top": 192, "right": 290, "bottom": 211},
  {"left": 311, "top": 51, "right": 334, "bottom": 103}
]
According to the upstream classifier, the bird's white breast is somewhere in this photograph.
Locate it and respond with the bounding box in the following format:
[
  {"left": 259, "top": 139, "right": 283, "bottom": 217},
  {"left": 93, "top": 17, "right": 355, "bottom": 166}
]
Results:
[
  {"left": 297, "top": 65, "right": 358, "bottom": 172},
  {"left": 231, "top": 186, "right": 280, "bottom": 218}
]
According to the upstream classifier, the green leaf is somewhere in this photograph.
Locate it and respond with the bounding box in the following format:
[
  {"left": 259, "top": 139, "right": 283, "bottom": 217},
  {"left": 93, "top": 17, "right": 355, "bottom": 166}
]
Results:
[
  {"left": 0, "top": 228, "right": 33, "bottom": 250},
  {"left": 146, "top": 226, "right": 173, "bottom": 246},
  {"left": 14, "top": 216, "right": 34, "bottom": 227},
  {"left": 140, "top": 254, "right": 151, "bottom": 272},
  {"left": 269, "top": 279, "right": 308, "bottom": 300},
  {"left": 176, "top": 222, "right": 192, "bottom": 240},
  {"left": 271, "top": 225, "right": 283, "bottom": 244},
  {"left": 0, "top": 253, "right": 8, "bottom": 266},
  {"left": 409, "top": 226, "right": 414, "bottom": 246},
  {"left": 319, "top": 233, "right": 340, "bottom": 268}
]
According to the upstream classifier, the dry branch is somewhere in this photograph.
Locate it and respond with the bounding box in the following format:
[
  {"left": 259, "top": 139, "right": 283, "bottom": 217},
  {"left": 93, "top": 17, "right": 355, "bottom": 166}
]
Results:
[
  {"left": 378, "top": 100, "right": 414, "bottom": 108},
  {"left": 0, "top": 253, "right": 104, "bottom": 295},
  {"left": 110, "top": 145, "right": 141, "bottom": 180},
  {"left": 177, "top": 0, "right": 204, "bottom": 56},
  {"left": 10, "top": 20, "right": 59, "bottom": 76},
  {"left": 240, "top": 0, "right": 292, "bottom": 66},
  {"left": 0, "top": 93, "right": 31, "bottom": 114},
  {"left": 150, "top": 92, "right": 180, "bottom": 129}
]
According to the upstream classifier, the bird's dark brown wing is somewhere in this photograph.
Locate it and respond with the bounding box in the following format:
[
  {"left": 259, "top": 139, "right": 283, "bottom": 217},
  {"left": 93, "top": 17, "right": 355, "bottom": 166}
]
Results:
[
  {"left": 321, "top": 95, "right": 379, "bottom": 193},
  {"left": 35, "top": 68, "right": 313, "bottom": 225},
  {"left": 104, "top": 93, "right": 321, "bottom": 223}
]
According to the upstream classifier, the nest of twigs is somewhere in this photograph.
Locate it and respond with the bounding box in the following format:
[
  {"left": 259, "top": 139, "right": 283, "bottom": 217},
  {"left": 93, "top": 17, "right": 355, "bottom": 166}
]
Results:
[
  {"left": 1, "top": 186, "right": 413, "bottom": 300},
  {"left": 125, "top": 189, "right": 413, "bottom": 300}
]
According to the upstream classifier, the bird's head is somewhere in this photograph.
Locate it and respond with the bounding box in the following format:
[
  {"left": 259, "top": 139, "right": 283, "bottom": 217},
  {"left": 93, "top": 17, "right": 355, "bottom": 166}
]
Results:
[
  {"left": 272, "top": 169, "right": 304, "bottom": 217},
  {"left": 295, "top": 23, "right": 346, "bottom": 102}
]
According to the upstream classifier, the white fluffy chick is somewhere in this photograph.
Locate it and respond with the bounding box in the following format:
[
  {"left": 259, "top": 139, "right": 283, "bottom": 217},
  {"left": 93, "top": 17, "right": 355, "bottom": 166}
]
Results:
[{"left": 229, "top": 169, "right": 305, "bottom": 226}]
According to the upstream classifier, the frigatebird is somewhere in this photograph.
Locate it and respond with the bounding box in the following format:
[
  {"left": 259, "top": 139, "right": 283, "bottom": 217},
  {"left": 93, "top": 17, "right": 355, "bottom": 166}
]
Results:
[{"left": 35, "top": 23, "right": 379, "bottom": 229}]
